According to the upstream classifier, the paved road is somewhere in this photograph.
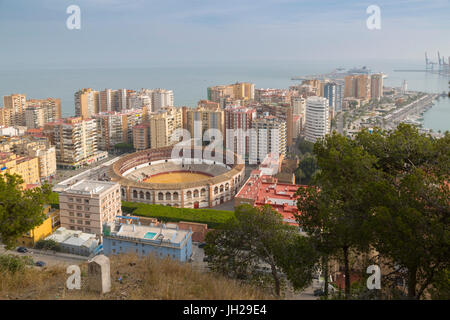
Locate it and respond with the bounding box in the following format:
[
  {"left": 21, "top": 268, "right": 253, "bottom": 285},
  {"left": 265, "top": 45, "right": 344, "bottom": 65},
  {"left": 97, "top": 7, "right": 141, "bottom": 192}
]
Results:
[{"left": 0, "top": 245, "right": 87, "bottom": 268}]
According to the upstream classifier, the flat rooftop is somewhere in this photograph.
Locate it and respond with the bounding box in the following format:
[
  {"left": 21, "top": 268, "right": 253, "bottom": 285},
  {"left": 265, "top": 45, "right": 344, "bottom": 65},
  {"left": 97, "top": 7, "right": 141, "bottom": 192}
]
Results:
[
  {"left": 63, "top": 179, "right": 118, "bottom": 196},
  {"left": 112, "top": 223, "right": 191, "bottom": 246}
]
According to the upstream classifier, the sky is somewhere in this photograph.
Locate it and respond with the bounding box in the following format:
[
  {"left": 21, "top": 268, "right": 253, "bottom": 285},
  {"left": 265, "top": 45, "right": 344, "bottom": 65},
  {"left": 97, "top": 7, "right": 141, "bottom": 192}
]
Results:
[{"left": 0, "top": 0, "right": 449, "bottom": 69}]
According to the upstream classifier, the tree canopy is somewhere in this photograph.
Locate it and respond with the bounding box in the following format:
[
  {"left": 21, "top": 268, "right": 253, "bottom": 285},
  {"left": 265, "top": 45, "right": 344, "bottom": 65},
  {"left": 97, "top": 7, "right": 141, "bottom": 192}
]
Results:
[
  {"left": 296, "top": 124, "right": 449, "bottom": 299},
  {"left": 0, "top": 173, "right": 52, "bottom": 249}
]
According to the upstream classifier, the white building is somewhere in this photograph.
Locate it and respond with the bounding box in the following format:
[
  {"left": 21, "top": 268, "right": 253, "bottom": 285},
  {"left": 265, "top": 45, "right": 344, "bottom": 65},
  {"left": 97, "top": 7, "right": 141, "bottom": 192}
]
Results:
[
  {"left": 305, "top": 96, "right": 329, "bottom": 143},
  {"left": 152, "top": 89, "right": 174, "bottom": 113},
  {"left": 250, "top": 116, "right": 287, "bottom": 164}
]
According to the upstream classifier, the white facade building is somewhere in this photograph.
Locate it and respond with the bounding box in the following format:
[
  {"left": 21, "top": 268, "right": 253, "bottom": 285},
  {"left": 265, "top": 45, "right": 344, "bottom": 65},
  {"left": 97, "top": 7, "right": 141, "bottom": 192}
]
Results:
[
  {"left": 152, "top": 89, "right": 174, "bottom": 113},
  {"left": 305, "top": 96, "right": 330, "bottom": 143}
]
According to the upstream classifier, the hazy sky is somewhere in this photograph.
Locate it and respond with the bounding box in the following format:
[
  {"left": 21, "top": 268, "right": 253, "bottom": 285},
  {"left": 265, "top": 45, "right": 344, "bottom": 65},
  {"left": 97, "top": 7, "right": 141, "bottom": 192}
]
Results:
[{"left": 0, "top": 0, "right": 449, "bottom": 68}]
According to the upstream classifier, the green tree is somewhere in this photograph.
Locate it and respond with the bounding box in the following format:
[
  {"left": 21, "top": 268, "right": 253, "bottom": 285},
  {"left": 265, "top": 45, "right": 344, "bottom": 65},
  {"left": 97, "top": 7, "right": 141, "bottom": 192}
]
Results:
[
  {"left": 297, "top": 138, "right": 314, "bottom": 155},
  {"left": 355, "top": 125, "right": 450, "bottom": 299},
  {"left": 296, "top": 153, "right": 318, "bottom": 185},
  {"left": 204, "top": 204, "right": 317, "bottom": 296},
  {"left": 0, "top": 173, "right": 52, "bottom": 249},
  {"left": 295, "top": 132, "right": 385, "bottom": 298}
]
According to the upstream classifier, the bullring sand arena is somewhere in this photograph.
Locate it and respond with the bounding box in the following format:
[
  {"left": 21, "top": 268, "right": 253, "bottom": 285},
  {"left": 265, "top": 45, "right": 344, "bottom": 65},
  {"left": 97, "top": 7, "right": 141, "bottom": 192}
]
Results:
[
  {"left": 109, "top": 146, "right": 245, "bottom": 208},
  {"left": 143, "top": 171, "right": 212, "bottom": 184}
]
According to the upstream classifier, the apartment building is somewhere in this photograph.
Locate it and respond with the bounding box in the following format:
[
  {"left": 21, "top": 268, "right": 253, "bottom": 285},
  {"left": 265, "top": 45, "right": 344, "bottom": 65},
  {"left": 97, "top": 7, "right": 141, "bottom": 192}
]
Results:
[
  {"left": 344, "top": 74, "right": 371, "bottom": 100},
  {"left": 250, "top": 115, "right": 287, "bottom": 164},
  {"left": 132, "top": 123, "right": 150, "bottom": 151},
  {"left": 370, "top": 74, "right": 384, "bottom": 100},
  {"left": 0, "top": 107, "right": 14, "bottom": 127},
  {"left": 2, "top": 135, "right": 57, "bottom": 181},
  {"left": 224, "top": 105, "right": 256, "bottom": 162},
  {"left": 149, "top": 107, "right": 183, "bottom": 149},
  {"left": 0, "top": 152, "right": 40, "bottom": 185},
  {"left": 3, "top": 94, "right": 26, "bottom": 126},
  {"left": 152, "top": 89, "right": 174, "bottom": 113},
  {"left": 305, "top": 96, "right": 330, "bottom": 143},
  {"left": 128, "top": 89, "right": 152, "bottom": 110},
  {"left": 207, "top": 82, "right": 254, "bottom": 107},
  {"left": 58, "top": 179, "right": 122, "bottom": 236},
  {"left": 93, "top": 109, "right": 144, "bottom": 151},
  {"left": 25, "top": 105, "right": 45, "bottom": 129},
  {"left": 323, "top": 82, "right": 344, "bottom": 113},
  {"left": 255, "top": 88, "right": 293, "bottom": 104},
  {"left": 184, "top": 104, "right": 224, "bottom": 143},
  {"left": 46, "top": 117, "right": 105, "bottom": 169},
  {"left": 255, "top": 103, "right": 294, "bottom": 147},
  {"left": 75, "top": 88, "right": 100, "bottom": 119},
  {"left": 26, "top": 98, "right": 61, "bottom": 124},
  {"left": 99, "top": 88, "right": 128, "bottom": 112}
]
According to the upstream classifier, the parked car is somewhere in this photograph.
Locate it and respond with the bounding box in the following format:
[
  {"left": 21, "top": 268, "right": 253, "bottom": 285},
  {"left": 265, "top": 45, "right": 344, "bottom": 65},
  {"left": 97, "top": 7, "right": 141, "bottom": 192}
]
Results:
[
  {"left": 17, "top": 247, "right": 28, "bottom": 253},
  {"left": 313, "top": 289, "right": 325, "bottom": 296},
  {"left": 198, "top": 242, "right": 206, "bottom": 248},
  {"left": 35, "top": 261, "right": 46, "bottom": 267}
]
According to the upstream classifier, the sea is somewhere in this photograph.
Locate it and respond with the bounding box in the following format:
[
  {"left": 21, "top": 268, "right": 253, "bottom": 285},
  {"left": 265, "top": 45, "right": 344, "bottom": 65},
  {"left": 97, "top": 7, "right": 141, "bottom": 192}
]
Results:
[{"left": 0, "top": 59, "right": 449, "bottom": 132}]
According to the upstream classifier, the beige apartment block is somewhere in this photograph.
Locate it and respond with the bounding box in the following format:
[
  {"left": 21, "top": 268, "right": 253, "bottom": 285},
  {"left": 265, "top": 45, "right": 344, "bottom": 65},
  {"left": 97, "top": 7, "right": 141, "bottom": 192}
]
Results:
[
  {"left": 184, "top": 104, "right": 224, "bottom": 142},
  {"left": 58, "top": 180, "right": 122, "bottom": 236},
  {"left": 133, "top": 123, "right": 150, "bottom": 151},
  {"left": 149, "top": 106, "right": 183, "bottom": 149},
  {"left": 93, "top": 109, "right": 144, "bottom": 151},
  {"left": 25, "top": 105, "right": 45, "bottom": 129},
  {"left": 3, "top": 94, "right": 26, "bottom": 126},
  {"left": 47, "top": 117, "right": 99, "bottom": 168},
  {"left": 75, "top": 88, "right": 100, "bottom": 119},
  {"left": 0, "top": 152, "right": 40, "bottom": 185},
  {"left": 207, "top": 82, "right": 254, "bottom": 106}
]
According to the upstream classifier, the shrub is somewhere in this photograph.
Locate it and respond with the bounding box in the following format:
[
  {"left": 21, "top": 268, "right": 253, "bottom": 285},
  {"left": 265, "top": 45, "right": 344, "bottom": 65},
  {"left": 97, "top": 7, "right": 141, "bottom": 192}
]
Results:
[
  {"left": 0, "top": 254, "right": 34, "bottom": 274},
  {"left": 34, "top": 239, "right": 61, "bottom": 252}
]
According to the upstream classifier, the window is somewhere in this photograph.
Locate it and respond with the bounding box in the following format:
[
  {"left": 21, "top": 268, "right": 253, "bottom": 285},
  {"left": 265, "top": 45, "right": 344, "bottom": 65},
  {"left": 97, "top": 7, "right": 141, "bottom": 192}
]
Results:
[
  {"left": 112, "top": 249, "right": 116, "bottom": 254},
  {"left": 112, "top": 241, "right": 116, "bottom": 246},
  {"left": 77, "top": 220, "right": 83, "bottom": 224},
  {"left": 85, "top": 221, "right": 90, "bottom": 225},
  {"left": 69, "top": 197, "right": 74, "bottom": 202},
  {"left": 69, "top": 212, "right": 74, "bottom": 217},
  {"left": 70, "top": 226, "right": 75, "bottom": 230},
  {"left": 68, "top": 204, "right": 74, "bottom": 209},
  {"left": 85, "top": 214, "right": 90, "bottom": 218},
  {"left": 76, "top": 205, "right": 82, "bottom": 210},
  {"left": 84, "top": 199, "right": 89, "bottom": 204},
  {"left": 85, "top": 206, "right": 90, "bottom": 211},
  {"left": 76, "top": 198, "right": 81, "bottom": 203},
  {"left": 70, "top": 219, "right": 75, "bottom": 223},
  {"left": 85, "top": 228, "right": 91, "bottom": 232},
  {"left": 77, "top": 213, "right": 82, "bottom": 217}
]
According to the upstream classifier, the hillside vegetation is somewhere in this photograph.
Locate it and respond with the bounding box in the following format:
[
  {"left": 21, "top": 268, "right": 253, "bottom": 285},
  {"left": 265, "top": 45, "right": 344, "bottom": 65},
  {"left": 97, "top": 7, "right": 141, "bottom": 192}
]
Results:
[{"left": 0, "top": 253, "right": 273, "bottom": 300}]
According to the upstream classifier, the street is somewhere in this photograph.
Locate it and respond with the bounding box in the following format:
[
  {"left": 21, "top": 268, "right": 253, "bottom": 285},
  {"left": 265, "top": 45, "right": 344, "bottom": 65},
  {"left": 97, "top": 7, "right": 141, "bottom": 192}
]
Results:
[{"left": 0, "top": 245, "right": 88, "bottom": 268}]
